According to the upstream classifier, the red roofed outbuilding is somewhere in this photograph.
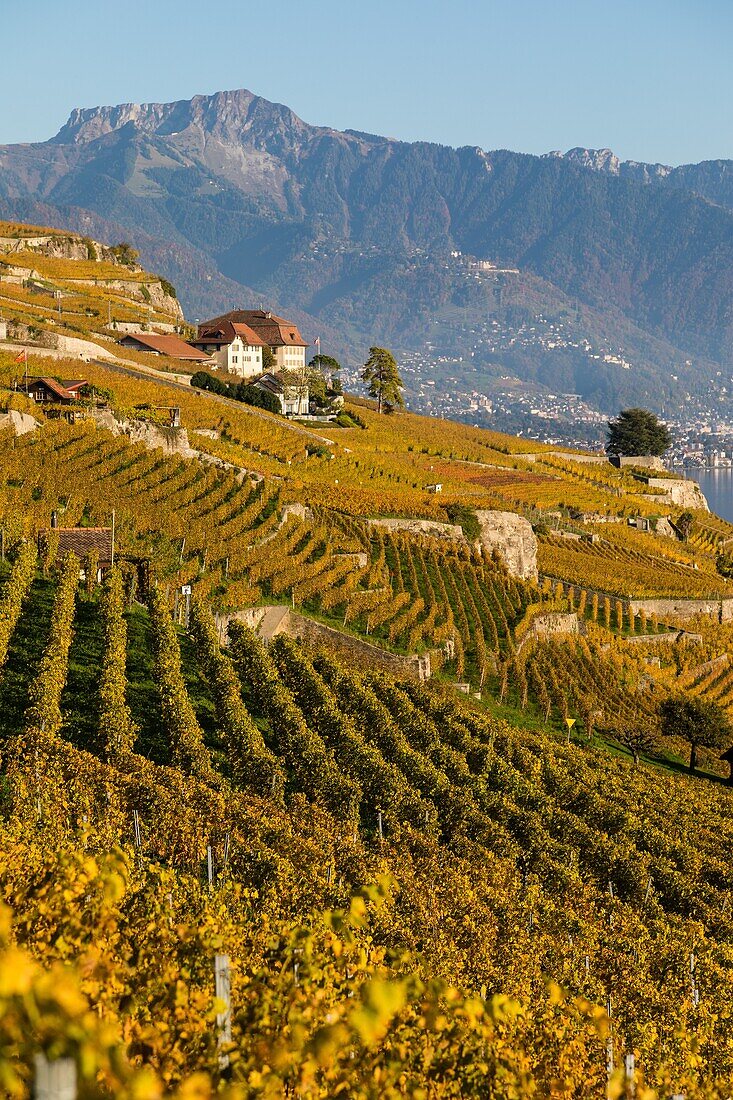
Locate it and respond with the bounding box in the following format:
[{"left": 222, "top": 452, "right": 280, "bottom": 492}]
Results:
[
  {"left": 118, "top": 332, "right": 210, "bottom": 362},
  {"left": 24, "top": 377, "right": 87, "bottom": 404}
]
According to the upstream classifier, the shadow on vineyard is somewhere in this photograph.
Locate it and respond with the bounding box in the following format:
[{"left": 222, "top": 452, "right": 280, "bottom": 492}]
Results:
[{"left": 0, "top": 575, "right": 56, "bottom": 741}]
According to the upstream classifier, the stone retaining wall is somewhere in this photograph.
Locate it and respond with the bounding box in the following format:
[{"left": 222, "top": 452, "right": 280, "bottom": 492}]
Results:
[
  {"left": 543, "top": 575, "right": 733, "bottom": 624},
  {"left": 628, "top": 597, "right": 733, "bottom": 622},
  {"left": 216, "top": 605, "right": 431, "bottom": 681}
]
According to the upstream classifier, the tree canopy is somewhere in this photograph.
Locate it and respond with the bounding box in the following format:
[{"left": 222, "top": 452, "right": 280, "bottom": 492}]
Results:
[
  {"left": 659, "top": 695, "right": 733, "bottom": 774},
  {"left": 309, "top": 353, "right": 341, "bottom": 376},
  {"left": 606, "top": 408, "right": 672, "bottom": 457},
  {"left": 361, "top": 347, "right": 404, "bottom": 415}
]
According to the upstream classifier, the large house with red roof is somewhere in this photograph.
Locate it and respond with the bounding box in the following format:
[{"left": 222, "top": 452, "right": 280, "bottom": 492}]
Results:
[
  {"left": 192, "top": 317, "right": 265, "bottom": 377},
  {"left": 195, "top": 310, "right": 309, "bottom": 375}
]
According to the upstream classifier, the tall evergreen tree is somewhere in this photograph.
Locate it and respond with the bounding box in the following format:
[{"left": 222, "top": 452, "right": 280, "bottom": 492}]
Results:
[
  {"left": 361, "top": 347, "right": 404, "bottom": 414},
  {"left": 606, "top": 408, "right": 672, "bottom": 456}
]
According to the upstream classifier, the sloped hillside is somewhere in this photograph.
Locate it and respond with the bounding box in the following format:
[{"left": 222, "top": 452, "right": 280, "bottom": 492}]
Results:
[
  {"left": 5, "top": 232, "right": 733, "bottom": 1094},
  {"left": 3, "top": 545, "right": 733, "bottom": 1096},
  {"left": 0, "top": 219, "right": 184, "bottom": 366}
]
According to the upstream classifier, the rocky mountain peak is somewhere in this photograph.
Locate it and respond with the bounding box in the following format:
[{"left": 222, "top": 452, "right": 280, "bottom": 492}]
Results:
[
  {"left": 51, "top": 88, "right": 319, "bottom": 148},
  {"left": 545, "top": 146, "right": 673, "bottom": 181}
]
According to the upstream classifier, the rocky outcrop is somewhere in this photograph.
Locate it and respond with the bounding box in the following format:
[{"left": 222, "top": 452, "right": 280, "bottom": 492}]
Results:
[
  {"left": 475, "top": 510, "right": 538, "bottom": 581},
  {"left": 645, "top": 477, "right": 709, "bottom": 511},
  {"left": 90, "top": 408, "right": 196, "bottom": 458},
  {"left": 0, "top": 409, "right": 40, "bottom": 436},
  {"left": 654, "top": 516, "right": 680, "bottom": 539}
]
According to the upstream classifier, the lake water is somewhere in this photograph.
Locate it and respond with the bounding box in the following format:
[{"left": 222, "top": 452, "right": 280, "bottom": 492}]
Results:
[{"left": 684, "top": 468, "right": 733, "bottom": 523}]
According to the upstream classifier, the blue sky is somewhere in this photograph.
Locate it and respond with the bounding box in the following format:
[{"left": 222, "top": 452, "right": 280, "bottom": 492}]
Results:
[{"left": 2, "top": 0, "right": 730, "bottom": 164}]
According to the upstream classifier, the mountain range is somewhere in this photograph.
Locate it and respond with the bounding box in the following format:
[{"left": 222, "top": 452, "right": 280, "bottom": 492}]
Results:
[{"left": 2, "top": 88, "right": 733, "bottom": 422}]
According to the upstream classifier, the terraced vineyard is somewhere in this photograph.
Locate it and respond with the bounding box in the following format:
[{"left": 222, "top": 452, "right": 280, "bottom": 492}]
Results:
[
  {"left": 4, "top": 549, "right": 733, "bottom": 1095},
  {"left": 538, "top": 530, "right": 733, "bottom": 599},
  {"left": 0, "top": 222, "right": 181, "bottom": 352},
  {"left": 8, "top": 224, "right": 733, "bottom": 1096}
]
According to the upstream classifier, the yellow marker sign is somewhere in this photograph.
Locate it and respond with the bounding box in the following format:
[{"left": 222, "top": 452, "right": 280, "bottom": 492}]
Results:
[{"left": 565, "top": 718, "right": 576, "bottom": 729}]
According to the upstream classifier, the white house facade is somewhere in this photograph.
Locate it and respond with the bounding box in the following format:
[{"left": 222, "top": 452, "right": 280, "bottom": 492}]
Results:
[{"left": 192, "top": 320, "right": 264, "bottom": 378}]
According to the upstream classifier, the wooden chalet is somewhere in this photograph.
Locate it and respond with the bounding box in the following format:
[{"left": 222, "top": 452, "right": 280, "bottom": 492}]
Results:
[{"left": 23, "top": 377, "right": 87, "bottom": 405}]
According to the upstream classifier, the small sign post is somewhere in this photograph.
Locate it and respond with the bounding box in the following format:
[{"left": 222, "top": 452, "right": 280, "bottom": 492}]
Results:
[{"left": 181, "top": 584, "right": 192, "bottom": 627}]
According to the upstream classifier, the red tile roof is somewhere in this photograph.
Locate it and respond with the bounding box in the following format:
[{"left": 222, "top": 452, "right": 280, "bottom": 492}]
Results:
[
  {"left": 119, "top": 333, "right": 210, "bottom": 361},
  {"left": 26, "top": 377, "right": 84, "bottom": 401},
  {"left": 39, "top": 527, "right": 113, "bottom": 563},
  {"left": 198, "top": 310, "right": 308, "bottom": 348}
]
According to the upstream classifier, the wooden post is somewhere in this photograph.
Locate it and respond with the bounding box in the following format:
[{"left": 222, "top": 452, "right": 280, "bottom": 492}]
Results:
[
  {"left": 34, "top": 1054, "right": 77, "bottom": 1100},
  {"left": 207, "top": 844, "right": 214, "bottom": 887},
  {"left": 214, "top": 954, "right": 232, "bottom": 1068},
  {"left": 624, "top": 1053, "right": 635, "bottom": 1098},
  {"left": 690, "top": 952, "right": 699, "bottom": 1007},
  {"left": 377, "top": 810, "right": 383, "bottom": 840}
]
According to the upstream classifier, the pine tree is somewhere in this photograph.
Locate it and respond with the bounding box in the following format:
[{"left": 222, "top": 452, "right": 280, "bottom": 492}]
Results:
[
  {"left": 606, "top": 408, "right": 672, "bottom": 457},
  {"left": 361, "top": 347, "right": 404, "bottom": 414}
]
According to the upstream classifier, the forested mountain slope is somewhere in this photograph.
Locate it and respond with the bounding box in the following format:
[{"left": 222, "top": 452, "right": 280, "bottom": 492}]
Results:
[{"left": 2, "top": 90, "right": 733, "bottom": 413}]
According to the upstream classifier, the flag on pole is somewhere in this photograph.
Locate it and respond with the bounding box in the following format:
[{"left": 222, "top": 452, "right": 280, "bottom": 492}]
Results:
[
  {"left": 314, "top": 336, "right": 321, "bottom": 354},
  {"left": 14, "top": 350, "right": 26, "bottom": 364}
]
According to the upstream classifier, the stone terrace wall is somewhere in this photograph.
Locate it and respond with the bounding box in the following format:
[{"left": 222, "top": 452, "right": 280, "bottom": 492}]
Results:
[
  {"left": 544, "top": 576, "right": 733, "bottom": 623},
  {"left": 216, "top": 606, "right": 431, "bottom": 681},
  {"left": 629, "top": 597, "right": 733, "bottom": 622}
]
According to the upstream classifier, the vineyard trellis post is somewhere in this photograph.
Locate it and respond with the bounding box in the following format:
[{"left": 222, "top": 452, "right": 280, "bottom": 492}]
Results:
[
  {"left": 34, "top": 1053, "right": 76, "bottom": 1100},
  {"left": 624, "top": 1053, "right": 635, "bottom": 1098},
  {"left": 214, "top": 953, "right": 232, "bottom": 1069},
  {"left": 690, "top": 952, "right": 700, "bottom": 1007},
  {"left": 132, "top": 809, "right": 142, "bottom": 867}
]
